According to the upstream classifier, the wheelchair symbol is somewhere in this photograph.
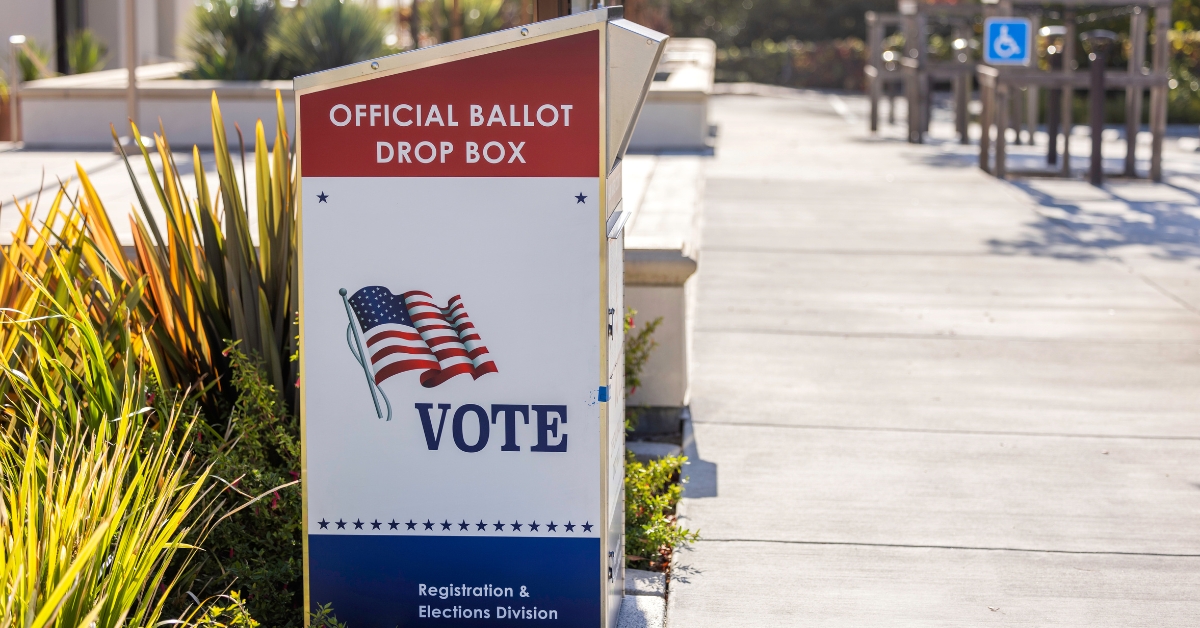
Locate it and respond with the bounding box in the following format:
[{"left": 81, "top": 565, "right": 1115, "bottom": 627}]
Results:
[{"left": 992, "top": 25, "right": 1021, "bottom": 59}]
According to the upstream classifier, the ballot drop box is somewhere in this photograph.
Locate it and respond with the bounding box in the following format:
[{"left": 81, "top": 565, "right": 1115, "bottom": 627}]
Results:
[{"left": 295, "top": 8, "right": 667, "bottom": 627}]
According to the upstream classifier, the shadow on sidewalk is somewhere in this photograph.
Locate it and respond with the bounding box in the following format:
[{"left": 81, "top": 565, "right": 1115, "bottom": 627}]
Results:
[
  {"left": 886, "top": 136, "right": 1200, "bottom": 263},
  {"left": 681, "top": 408, "right": 718, "bottom": 499},
  {"left": 987, "top": 178, "right": 1200, "bottom": 262}
]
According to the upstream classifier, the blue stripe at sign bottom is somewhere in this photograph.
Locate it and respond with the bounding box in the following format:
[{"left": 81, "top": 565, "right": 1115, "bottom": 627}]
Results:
[{"left": 309, "top": 535, "right": 600, "bottom": 626}]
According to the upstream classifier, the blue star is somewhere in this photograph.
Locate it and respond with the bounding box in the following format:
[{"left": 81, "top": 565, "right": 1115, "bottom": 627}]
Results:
[
  {"left": 423, "top": 520, "right": 434, "bottom": 530},
  {"left": 477, "top": 520, "right": 488, "bottom": 531},
  {"left": 353, "top": 519, "right": 364, "bottom": 530},
  {"left": 406, "top": 520, "right": 417, "bottom": 530},
  {"left": 371, "top": 520, "right": 382, "bottom": 530},
  {"left": 459, "top": 520, "right": 470, "bottom": 531},
  {"left": 493, "top": 521, "right": 505, "bottom": 531},
  {"left": 511, "top": 521, "right": 523, "bottom": 531},
  {"left": 547, "top": 521, "right": 558, "bottom": 532},
  {"left": 441, "top": 520, "right": 452, "bottom": 531},
  {"left": 529, "top": 521, "right": 540, "bottom": 531},
  {"left": 336, "top": 520, "right": 346, "bottom": 529},
  {"left": 575, "top": 193, "right": 587, "bottom": 204},
  {"left": 318, "top": 519, "right": 329, "bottom": 529},
  {"left": 564, "top": 521, "right": 575, "bottom": 532},
  {"left": 389, "top": 520, "right": 400, "bottom": 530},
  {"left": 318, "top": 192, "right": 328, "bottom": 203},
  {"left": 582, "top": 522, "right": 593, "bottom": 532}
]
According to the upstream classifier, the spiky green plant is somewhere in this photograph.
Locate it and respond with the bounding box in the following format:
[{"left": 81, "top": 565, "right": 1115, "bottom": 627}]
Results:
[
  {"left": 270, "top": 0, "right": 394, "bottom": 78},
  {"left": 15, "top": 38, "right": 53, "bottom": 81},
  {"left": 422, "top": 0, "right": 506, "bottom": 43},
  {"left": 0, "top": 265, "right": 214, "bottom": 628},
  {"left": 187, "top": 0, "right": 282, "bottom": 80},
  {"left": 0, "top": 188, "right": 161, "bottom": 428},
  {"left": 88, "top": 91, "right": 299, "bottom": 407},
  {"left": 67, "top": 29, "right": 108, "bottom": 74}
]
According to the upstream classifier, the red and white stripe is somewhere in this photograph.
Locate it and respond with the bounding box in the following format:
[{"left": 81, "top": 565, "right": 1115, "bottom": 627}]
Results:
[{"left": 364, "top": 291, "right": 497, "bottom": 388}]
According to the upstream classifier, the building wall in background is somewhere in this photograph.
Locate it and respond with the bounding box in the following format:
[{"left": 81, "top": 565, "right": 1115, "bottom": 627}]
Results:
[
  {"left": 84, "top": 0, "right": 122, "bottom": 67},
  {"left": 2, "top": 0, "right": 190, "bottom": 79},
  {"left": 0, "top": 0, "right": 57, "bottom": 72}
]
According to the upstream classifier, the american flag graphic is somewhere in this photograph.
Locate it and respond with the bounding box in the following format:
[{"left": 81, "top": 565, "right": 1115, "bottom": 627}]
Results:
[{"left": 347, "top": 286, "right": 498, "bottom": 388}]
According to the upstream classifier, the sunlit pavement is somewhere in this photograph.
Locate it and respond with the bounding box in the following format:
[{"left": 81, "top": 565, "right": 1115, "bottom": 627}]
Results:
[
  {"left": 669, "top": 89, "right": 1200, "bottom": 626},
  {"left": 5, "top": 88, "right": 1200, "bottom": 624}
]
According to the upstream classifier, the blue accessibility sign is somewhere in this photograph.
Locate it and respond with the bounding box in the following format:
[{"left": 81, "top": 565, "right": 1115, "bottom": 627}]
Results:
[{"left": 983, "top": 17, "right": 1033, "bottom": 66}]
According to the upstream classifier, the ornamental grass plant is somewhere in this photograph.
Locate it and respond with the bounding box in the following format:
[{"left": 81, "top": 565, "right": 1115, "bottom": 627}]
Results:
[
  {"left": 0, "top": 91, "right": 301, "bottom": 625},
  {"left": 0, "top": 267, "right": 215, "bottom": 628},
  {"left": 270, "top": 0, "right": 395, "bottom": 79},
  {"left": 187, "top": 0, "right": 395, "bottom": 80},
  {"left": 0, "top": 196, "right": 154, "bottom": 429},
  {"left": 187, "top": 0, "right": 283, "bottom": 80},
  {"left": 97, "top": 91, "right": 299, "bottom": 409}
]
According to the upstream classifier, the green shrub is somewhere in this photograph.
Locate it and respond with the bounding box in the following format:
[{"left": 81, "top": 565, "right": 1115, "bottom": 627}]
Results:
[
  {"left": 187, "top": 345, "right": 303, "bottom": 627},
  {"left": 623, "top": 307, "right": 662, "bottom": 432},
  {"left": 670, "top": 0, "right": 891, "bottom": 48},
  {"left": 67, "top": 29, "right": 108, "bottom": 74},
  {"left": 271, "top": 0, "right": 395, "bottom": 78},
  {"left": 14, "top": 38, "right": 53, "bottom": 81},
  {"left": 189, "top": 592, "right": 260, "bottom": 627},
  {"left": 716, "top": 38, "right": 866, "bottom": 90},
  {"left": 419, "top": 0, "right": 507, "bottom": 43},
  {"left": 186, "top": 0, "right": 396, "bottom": 80},
  {"left": 310, "top": 604, "right": 349, "bottom": 628},
  {"left": 187, "top": 0, "right": 282, "bottom": 80},
  {"left": 624, "top": 452, "right": 698, "bottom": 571},
  {"left": 1168, "top": 28, "right": 1200, "bottom": 123}
]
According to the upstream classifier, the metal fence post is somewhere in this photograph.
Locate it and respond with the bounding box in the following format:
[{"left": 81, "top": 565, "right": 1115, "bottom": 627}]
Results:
[
  {"left": 1061, "top": 11, "right": 1076, "bottom": 177},
  {"left": 1125, "top": 8, "right": 1147, "bottom": 177},
  {"left": 1083, "top": 30, "right": 1116, "bottom": 186}
]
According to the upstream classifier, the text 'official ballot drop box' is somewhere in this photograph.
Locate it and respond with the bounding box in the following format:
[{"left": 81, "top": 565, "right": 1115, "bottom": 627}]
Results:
[{"left": 295, "top": 9, "right": 667, "bottom": 627}]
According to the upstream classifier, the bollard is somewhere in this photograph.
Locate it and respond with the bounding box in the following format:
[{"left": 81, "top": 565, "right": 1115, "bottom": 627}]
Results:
[
  {"left": 1082, "top": 30, "right": 1116, "bottom": 186},
  {"left": 1042, "top": 26, "right": 1066, "bottom": 166}
]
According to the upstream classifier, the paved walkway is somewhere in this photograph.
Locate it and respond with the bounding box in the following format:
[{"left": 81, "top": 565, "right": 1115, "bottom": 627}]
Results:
[{"left": 669, "top": 91, "right": 1200, "bottom": 625}]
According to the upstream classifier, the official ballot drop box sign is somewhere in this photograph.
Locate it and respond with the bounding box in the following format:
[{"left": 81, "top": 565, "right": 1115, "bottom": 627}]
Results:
[{"left": 295, "top": 9, "right": 666, "bottom": 627}]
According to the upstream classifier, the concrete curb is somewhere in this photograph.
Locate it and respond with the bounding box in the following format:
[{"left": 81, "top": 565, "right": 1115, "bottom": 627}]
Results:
[
  {"left": 618, "top": 595, "right": 666, "bottom": 628},
  {"left": 618, "top": 568, "right": 668, "bottom": 628}
]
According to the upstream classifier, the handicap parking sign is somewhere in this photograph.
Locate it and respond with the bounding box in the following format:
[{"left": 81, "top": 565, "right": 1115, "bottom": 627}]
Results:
[{"left": 983, "top": 17, "right": 1033, "bottom": 66}]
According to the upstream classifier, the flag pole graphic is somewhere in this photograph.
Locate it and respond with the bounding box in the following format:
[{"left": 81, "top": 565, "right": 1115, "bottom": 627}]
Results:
[{"left": 340, "top": 288, "right": 390, "bottom": 420}]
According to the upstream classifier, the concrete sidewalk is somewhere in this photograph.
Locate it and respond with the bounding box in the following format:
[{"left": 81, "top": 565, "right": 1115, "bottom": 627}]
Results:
[{"left": 669, "top": 92, "right": 1200, "bottom": 625}]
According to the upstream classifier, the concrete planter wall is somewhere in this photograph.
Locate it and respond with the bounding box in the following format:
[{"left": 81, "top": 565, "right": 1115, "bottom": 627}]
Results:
[
  {"left": 18, "top": 63, "right": 294, "bottom": 149},
  {"left": 628, "top": 38, "right": 715, "bottom": 153},
  {"left": 622, "top": 38, "right": 713, "bottom": 413}
]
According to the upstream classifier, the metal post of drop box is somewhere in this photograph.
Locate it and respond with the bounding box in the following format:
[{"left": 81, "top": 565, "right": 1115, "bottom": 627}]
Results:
[{"left": 293, "top": 9, "right": 666, "bottom": 628}]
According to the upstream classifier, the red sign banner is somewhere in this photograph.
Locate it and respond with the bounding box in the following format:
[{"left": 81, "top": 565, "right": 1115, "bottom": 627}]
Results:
[{"left": 300, "top": 32, "right": 599, "bottom": 178}]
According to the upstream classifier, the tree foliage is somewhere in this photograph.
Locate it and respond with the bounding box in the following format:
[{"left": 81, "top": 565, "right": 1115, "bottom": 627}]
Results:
[
  {"left": 187, "top": 0, "right": 395, "bottom": 80},
  {"left": 670, "top": 0, "right": 893, "bottom": 48},
  {"left": 188, "top": 0, "right": 282, "bottom": 80},
  {"left": 271, "top": 0, "right": 393, "bottom": 78}
]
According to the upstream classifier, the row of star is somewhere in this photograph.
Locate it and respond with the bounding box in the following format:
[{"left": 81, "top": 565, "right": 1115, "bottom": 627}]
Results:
[
  {"left": 316, "top": 518, "right": 594, "bottom": 533},
  {"left": 316, "top": 192, "right": 587, "bottom": 204}
]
